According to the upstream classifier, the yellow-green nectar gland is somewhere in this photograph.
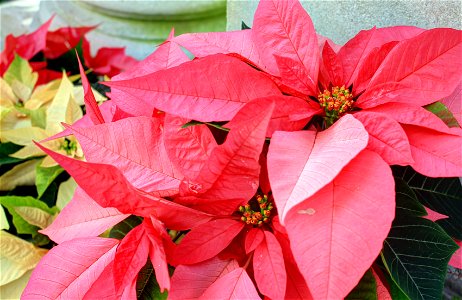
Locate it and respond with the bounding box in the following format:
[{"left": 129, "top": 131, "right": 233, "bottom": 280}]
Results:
[
  {"left": 60, "top": 137, "right": 78, "bottom": 156},
  {"left": 239, "top": 194, "right": 273, "bottom": 227},
  {"left": 318, "top": 86, "right": 354, "bottom": 128}
]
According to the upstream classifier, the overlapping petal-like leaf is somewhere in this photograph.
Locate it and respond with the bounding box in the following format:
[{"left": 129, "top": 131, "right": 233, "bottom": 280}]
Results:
[
  {"left": 106, "top": 54, "right": 281, "bottom": 121},
  {"left": 402, "top": 125, "right": 462, "bottom": 177},
  {"left": 174, "top": 219, "right": 244, "bottom": 265},
  {"left": 362, "top": 28, "right": 462, "bottom": 108},
  {"left": 337, "top": 26, "right": 424, "bottom": 87},
  {"left": 253, "top": 231, "right": 286, "bottom": 300},
  {"left": 169, "top": 257, "right": 239, "bottom": 299},
  {"left": 76, "top": 55, "right": 104, "bottom": 125},
  {"left": 353, "top": 111, "right": 413, "bottom": 165},
  {"left": 144, "top": 217, "right": 172, "bottom": 292},
  {"left": 40, "top": 187, "right": 128, "bottom": 244},
  {"left": 199, "top": 267, "right": 260, "bottom": 300},
  {"left": 440, "top": 82, "right": 461, "bottom": 125},
  {"left": 177, "top": 99, "right": 275, "bottom": 215},
  {"left": 22, "top": 237, "right": 119, "bottom": 300},
  {"left": 164, "top": 114, "right": 217, "bottom": 181},
  {"left": 252, "top": 0, "right": 319, "bottom": 93},
  {"left": 365, "top": 102, "right": 461, "bottom": 135},
  {"left": 285, "top": 150, "right": 395, "bottom": 299},
  {"left": 113, "top": 224, "right": 150, "bottom": 293},
  {"left": 110, "top": 31, "right": 190, "bottom": 116},
  {"left": 244, "top": 228, "right": 264, "bottom": 254},
  {"left": 66, "top": 116, "right": 182, "bottom": 196},
  {"left": 268, "top": 114, "right": 369, "bottom": 222},
  {"left": 173, "top": 30, "right": 266, "bottom": 70},
  {"left": 35, "top": 142, "right": 212, "bottom": 229}
]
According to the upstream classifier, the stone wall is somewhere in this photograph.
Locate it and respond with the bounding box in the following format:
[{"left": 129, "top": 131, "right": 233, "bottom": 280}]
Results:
[{"left": 227, "top": 0, "right": 462, "bottom": 45}]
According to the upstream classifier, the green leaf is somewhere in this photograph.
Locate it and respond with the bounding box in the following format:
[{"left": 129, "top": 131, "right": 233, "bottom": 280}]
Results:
[
  {"left": 3, "top": 54, "right": 38, "bottom": 100},
  {"left": 32, "top": 231, "right": 51, "bottom": 247},
  {"left": 394, "top": 178, "right": 426, "bottom": 217},
  {"left": 0, "top": 205, "right": 9, "bottom": 230},
  {"left": 346, "top": 269, "right": 377, "bottom": 300},
  {"left": 182, "top": 120, "right": 230, "bottom": 132},
  {"left": 0, "top": 142, "right": 24, "bottom": 165},
  {"left": 379, "top": 266, "right": 410, "bottom": 300},
  {"left": 35, "top": 164, "right": 64, "bottom": 198},
  {"left": 109, "top": 215, "right": 142, "bottom": 240},
  {"left": 29, "top": 107, "right": 47, "bottom": 129},
  {"left": 136, "top": 260, "right": 168, "bottom": 300},
  {"left": 241, "top": 21, "right": 251, "bottom": 30},
  {"left": 382, "top": 216, "right": 458, "bottom": 300},
  {"left": 181, "top": 120, "right": 204, "bottom": 129},
  {"left": 425, "top": 101, "right": 460, "bottom": 128},
  {"left": 56, "top": 177, "right": 77, "bottom": 210},
  {"left": 393, "top": 166, "right": 462, "bottom": 240},
  {"left": 0, "top": 159, "right": 40, "bottom": 191},
  {"left": 0, "top": 196, "right": 55, "bottom": 235}
]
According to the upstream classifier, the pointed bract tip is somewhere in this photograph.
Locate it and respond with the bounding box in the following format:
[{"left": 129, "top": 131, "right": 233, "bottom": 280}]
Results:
[{"left": 168, "top": 28, "right": 175, "bottom": 40}]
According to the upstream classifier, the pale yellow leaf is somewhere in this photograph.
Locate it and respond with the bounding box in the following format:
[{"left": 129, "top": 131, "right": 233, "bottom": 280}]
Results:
[
  {"left": 10, "top": 140, "right": 59, "bottom": 159},
  {"left": 13, "top": 206, "right": 54, "bottom": 229},
  {"left": 26, "top": 78, "right": 62, "bottom": 110},
  {"left": 0, "top": 106, "right": 12, "bottom": 122},
  {"left": 11, "top": 79, "right": 34, "bottom": 102},
  {"left": 46, "top": 72, "right": 75, "bottom": 134},
  {"left": 57, "top": 177, "right": 77, "bottom": 210},
  {"left": 3, "top": 55, "right": 38, "bottom": 101},
  {"left": 0, "top": 269, "right": 32, "bottom": 299},
  {"left": 40, "top": 155, "right": 59, "bottom": 167},
  {"left": 0, "top": 108, "right": 31, "bottom": 132},
  {"left": 0, "top": 127, "right": 48, "bottom": 146},
  {"left": 67, "top": 97, "right": 83, "bottom": 125},
  {"left": 0, "top": 77, "right": 17, "bottom": 105},
  {"left": 68, "top": 74, "right": 81, "bottom": 82},
  {"left": 73, "top": 85, "right": 106, "bottom": 106},
  {"left": 0, "top": 206, "right": 9, "bottom": 230},
  {"left": 0, "top": 159, "right": 39, "bottom": 191},
  {"left": 0, "top": 231, "right": 47, "bottom": 285}
]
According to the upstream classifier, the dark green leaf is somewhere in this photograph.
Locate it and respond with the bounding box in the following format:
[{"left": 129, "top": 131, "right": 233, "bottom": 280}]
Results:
[
  {"left": 32, "top": 231, "right": 51, "bottom": 247},
  {"left": 109, "top": 215, "right": 142, "bottom": 240},
  {"left": 36, "top": 164, "right": 64, "bottom": 197},
  {"left": 346, "top": 269, "right": 377, "bottom": 300},
  {"left": 424, "top": 101, "right": 460, "bottom": 128},
  {"left": 393, "top": 166, "right": 462, "bottom": 240},
  {"left": 394, "top": 178, "right": 426, "bottom": 217},
  {"left": 241, "top": 21, "right": 251, "bottom": 30},
  {"left": 46, "top": 38, "right": 84, "bottom": 75},
  {"left": 382, "top": 216, "right": 458, "bottom": 300},
  {"left": 0, "top": 142, "right": 24, "bottom": 165},
  {"left": 181, "top": 120, "right": 204, "bottom": 129},
  {"left": 381, "top": 268, "right": 410, "bottom": 300},
  {"left": 136, "top": 260, "right": 168, "bottom": 300},
  {"left": 39, "top": 181, "right": 59, "bottom": 207},
  {"left": 0, "top": 196, "right": 55, "bottom": 235}
]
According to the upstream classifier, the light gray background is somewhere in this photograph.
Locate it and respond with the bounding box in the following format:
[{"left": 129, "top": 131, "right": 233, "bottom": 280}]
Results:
[{"left": 227, "top": 0, "right": 462, "bottom": 45}]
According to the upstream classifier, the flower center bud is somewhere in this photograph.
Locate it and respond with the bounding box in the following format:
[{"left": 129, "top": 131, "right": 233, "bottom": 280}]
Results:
[
  {"left": 318, "top": 85, "right": 354, "bottom": 127},
  {"left": 60, "top": 137, "right": 79, "bottom": 156},
  {"left": 238, "top": 194, "right": 273, "bottom": 227}
]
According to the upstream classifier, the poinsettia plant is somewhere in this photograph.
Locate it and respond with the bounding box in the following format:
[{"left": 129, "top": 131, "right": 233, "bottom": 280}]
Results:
[{"left": 19, "top": 0, "right": 461, "bottom": 299}]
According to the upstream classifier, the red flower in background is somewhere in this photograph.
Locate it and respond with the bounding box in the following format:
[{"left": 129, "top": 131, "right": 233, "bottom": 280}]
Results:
[{"left": 0, "top": 17, "right": 136, "bottom": 83}]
